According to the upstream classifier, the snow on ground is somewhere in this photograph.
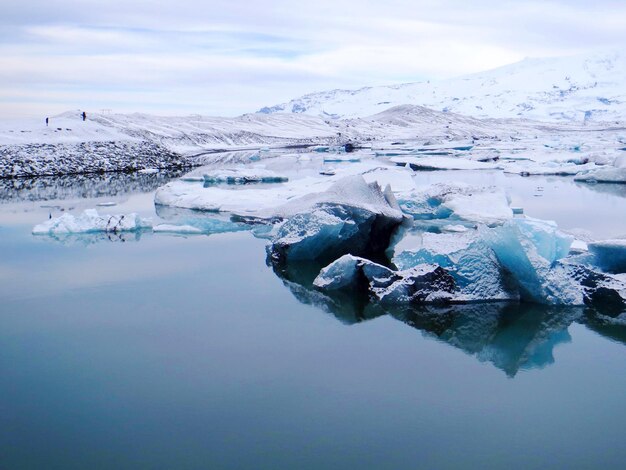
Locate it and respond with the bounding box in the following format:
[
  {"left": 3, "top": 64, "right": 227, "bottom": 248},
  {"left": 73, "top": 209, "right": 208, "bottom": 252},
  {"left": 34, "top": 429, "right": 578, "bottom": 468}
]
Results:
[{"left": 2, "top": 102, "right": 625, "bottom": 179}]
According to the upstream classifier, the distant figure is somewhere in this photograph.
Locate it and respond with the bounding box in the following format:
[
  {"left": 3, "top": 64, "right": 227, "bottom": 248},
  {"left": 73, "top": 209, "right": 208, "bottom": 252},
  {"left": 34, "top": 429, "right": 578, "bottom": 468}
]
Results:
[
  {"left": 45, "top": 117, "right": 49, "bottom": 126},
  {"left": 82, "top": 111, "right": 86, "bottom": 121}
]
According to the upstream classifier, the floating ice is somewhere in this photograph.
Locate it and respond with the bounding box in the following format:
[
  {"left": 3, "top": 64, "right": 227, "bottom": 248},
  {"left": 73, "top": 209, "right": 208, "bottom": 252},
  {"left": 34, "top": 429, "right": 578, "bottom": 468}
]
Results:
[
  {"left": 153, "top": 224, "right": 204, "bottom": 234},
  {"left": 33, "top": 209, "right": 152, "bottom": 235},
  {"left": 203, "top": 168, "right": 288, "bottom": 184},
  {"left": 392, "top": 230, "right": 517, "bottom": 302},
  {"left": 390, "top": 156, "right": 502, "bottom": 171},
  {"left": 398, "top": 183, "right": 512, "bottom": 226},
  {"left": 574, "top": 167, "right": 626, "bottom": 184},
  {"left": 483, "top": 218, "right": 577, "bottom": 304},
  {"left": 267, "top": 176, "right": 404, "bottom": 265},
  {"left": 313, "top": 255, "right": 456, "bottom": 304},
  {"left": 503, "top": 161, "right": 598, "bottom": 176},
  {"left": 588, "top": 239, "right": 626, "bottom": 273}
]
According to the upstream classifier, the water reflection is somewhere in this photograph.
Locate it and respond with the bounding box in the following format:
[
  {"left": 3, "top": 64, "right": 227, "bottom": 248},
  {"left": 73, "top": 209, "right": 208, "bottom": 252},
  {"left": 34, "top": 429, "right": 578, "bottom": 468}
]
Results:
[
  {"left": 272, "top": 262, "right": 625, "bottom": 376},
  {"left": 575, "top": 181, "right": 626, "bottom": 199},
  {"left": 32, "top": 230, "right": 146, "bottom": 246},
  {"left": 389, "top": 303, "right": 581, "bottom": 377},
  {"left": 0, "top": 169, "right": 186, "bottom": 203}
]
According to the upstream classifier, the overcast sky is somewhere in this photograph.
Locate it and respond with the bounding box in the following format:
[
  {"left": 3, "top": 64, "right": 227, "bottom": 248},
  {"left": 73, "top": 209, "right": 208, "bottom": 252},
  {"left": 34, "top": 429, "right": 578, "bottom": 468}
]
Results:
[{"left": 1, "top": 0, "right": 625, "bottom": 118}]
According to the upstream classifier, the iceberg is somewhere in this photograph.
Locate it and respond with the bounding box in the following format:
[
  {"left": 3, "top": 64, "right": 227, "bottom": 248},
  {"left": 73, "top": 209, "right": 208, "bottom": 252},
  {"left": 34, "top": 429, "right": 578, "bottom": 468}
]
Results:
[
  {"left": 503, "top": 161, "right": 598, "bottom": 176},
  {"left": 588, "top": 239, "right": 626, "bottom": 273},
  {"left": 391, "top": 231, "right": 517, "bottom": 302},
  {"left": 313, "top": 255, "right": 456, "bottom": 304},
  {"left": 483, "top": 218, "right": 577, "bottom": 304},
  {"left": 267, "top": 177, "right": 403, "bottom": 266},
  {"left": 397, "top": 183, "right": 512, "bottom": 226},
  {"left": 153, "top": 224, "right": 204, "bottom": 234},
  {"left": 574, "top": 167, "right": 626, "bottom": 184},
  {"left": 33, "top": 209, "right": 152, "bottom": 235},
  {"left": 390, "top": 156, "right": 502, "bottom": 171},
  {"left": 202, "top": 168, "right": 288, "bottom": 184}
]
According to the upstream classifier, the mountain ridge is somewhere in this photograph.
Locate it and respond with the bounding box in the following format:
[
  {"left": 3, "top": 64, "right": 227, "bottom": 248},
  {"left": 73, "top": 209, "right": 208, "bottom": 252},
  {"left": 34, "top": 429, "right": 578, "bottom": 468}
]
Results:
[{"left": 259, "top": 51, "right": 626, "bottom": 124}]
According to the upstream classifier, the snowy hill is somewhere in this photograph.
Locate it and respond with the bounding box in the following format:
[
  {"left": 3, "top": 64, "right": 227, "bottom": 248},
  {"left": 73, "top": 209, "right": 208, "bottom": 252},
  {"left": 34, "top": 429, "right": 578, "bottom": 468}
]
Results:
[{"left": 259, "top": 51, "right": 626, "bottom": 124}]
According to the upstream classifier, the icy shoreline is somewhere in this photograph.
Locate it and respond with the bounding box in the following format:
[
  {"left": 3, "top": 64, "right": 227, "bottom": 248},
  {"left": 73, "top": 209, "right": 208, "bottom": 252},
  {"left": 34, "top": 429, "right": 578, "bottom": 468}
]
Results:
[
  {"left": 0, "top": 140, "right": 188, "bottom": 178},
  {"left": 3, "top": 105, "right": 625, "bottom": 180}
]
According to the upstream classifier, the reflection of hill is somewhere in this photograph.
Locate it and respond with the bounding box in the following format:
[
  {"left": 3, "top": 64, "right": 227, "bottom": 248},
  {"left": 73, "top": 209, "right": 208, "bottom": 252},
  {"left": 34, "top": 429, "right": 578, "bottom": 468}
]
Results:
[{"left": 0, "top": 169, "right": 185, "bottom": 204}]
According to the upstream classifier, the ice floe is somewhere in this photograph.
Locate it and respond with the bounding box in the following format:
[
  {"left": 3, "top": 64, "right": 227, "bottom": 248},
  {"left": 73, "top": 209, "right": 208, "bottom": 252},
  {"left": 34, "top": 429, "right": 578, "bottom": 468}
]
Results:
[
  {"left": 390, "top": 156, "right": 502, "bottom": 171},
  {"left": 588, "top": 239, "right": 626, "bottom": 273},
  {"left": 33, "top": 209, "right": 152, "bottom": 234},
  {"left": 574, "top": 167, "right": 626, "bottom": 184},
  {"left": 397, "top": 183, "right": 512, "bottom": 226},
  {"left": 202, "top": 168, "right": 288, "bottom": 184}
]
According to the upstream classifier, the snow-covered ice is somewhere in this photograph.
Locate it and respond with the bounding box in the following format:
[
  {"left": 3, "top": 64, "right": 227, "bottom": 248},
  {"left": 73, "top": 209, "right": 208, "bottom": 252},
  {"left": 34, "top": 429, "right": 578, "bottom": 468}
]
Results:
[
  {"left": 397, "top": 183, "right": 512, "bottom": 226},
  {"left": 203, "top": 168, "right": 288, "bottom": 184},
  {"left": 574, "top": 167, "right": 626, "bottom": 184},
  {"left": 390, "top": 156, "right": 502, "bottom": 171},
  {"left": 266, "top": 176, "right": 404, "bottom": 265},
  {"left": 33, "top": 209, "right": 152, "bottom": 235},
  {"left": 588, "top": 239, "right": 626, "bottom": 273}
]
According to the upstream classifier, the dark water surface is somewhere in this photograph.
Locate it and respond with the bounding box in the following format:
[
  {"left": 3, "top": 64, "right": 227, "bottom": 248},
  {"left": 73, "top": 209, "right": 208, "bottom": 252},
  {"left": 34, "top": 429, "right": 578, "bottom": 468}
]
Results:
[{"left": 0, "top": 170, "right": 625, "bottom": 469}]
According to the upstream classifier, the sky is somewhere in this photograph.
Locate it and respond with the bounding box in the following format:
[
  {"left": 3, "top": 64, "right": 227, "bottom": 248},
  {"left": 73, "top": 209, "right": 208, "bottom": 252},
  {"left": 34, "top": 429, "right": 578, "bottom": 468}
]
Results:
[{"left": 1, "top": 0, "right": 625, "bottom": 118}]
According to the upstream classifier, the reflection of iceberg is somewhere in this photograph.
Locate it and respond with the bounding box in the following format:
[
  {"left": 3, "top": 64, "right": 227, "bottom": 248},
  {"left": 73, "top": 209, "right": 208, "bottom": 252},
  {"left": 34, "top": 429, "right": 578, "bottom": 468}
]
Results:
[
  {"left": 272, "top": 263, "right": 587, "bottom": 376},
  {"left": 154, "top": 204, "right": 250, "bottom": 235},
  {"left": 388, "top": 303, "right": 582, "bottom": 377},
  {"left": 33, "top": 230, "right": 145, "bottom": 246},
  {"left": 269, "top": 259, "right": 385, "bottom": 325}
]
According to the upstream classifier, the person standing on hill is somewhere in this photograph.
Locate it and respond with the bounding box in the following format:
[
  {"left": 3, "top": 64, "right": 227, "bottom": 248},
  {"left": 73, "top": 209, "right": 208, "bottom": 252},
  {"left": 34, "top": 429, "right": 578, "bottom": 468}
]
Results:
[
  {"left": 45, "top": 117, "right": 49, "bottom": 126},
  {"left": 82, "top": 111, "right": 86, "bottom": 121}
]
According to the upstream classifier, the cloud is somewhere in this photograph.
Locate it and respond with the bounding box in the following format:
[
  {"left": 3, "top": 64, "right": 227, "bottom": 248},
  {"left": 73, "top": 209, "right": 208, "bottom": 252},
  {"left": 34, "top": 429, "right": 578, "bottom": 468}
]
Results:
[{"left": 2, "top": 0, "right": 625, "bottom": 117}]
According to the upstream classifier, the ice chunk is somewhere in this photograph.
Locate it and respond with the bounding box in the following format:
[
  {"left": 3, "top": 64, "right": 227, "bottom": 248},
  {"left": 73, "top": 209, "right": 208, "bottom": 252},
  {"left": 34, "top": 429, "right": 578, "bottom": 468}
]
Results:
[
  {"left": 265, "top": 175, "right": 403, "bottom": 221},
  {"left": 398, "top": 183, "right": 512, "bottom": 226},
  {"left": 313, "top": 255, "right": 392, "bottom": 292},
  {"left": 313, "top": 255, "right": 456, "bottom": 304},
  {"left": 203, "top": 168, "right": 288, "bottom": 184},
  {"left": 390, "top": 156, "right": 502, "bottom": 170},
  {"left": 588, "top": 239, "right": 626, "bottom": 273},
  {"left": 503, "top": 161, "right": 598, "bottom": 176},
  {"left": 483, "top": 218, "right": 577, "bottom": 304},
  {"left": 392, "top": 231, "right": 517, "bottom": 302},
  {"left": 267, "top": 203, "right": 401, "bottom": 266},
  {"left": 265, "top": 177, "right": 405, "bottom": 265},
  {"left": 574, "top": 167, "right": 626, "bottom": 184},
  {"left": 153, "top": 224, "right": 204, "bottom": 234},
  {"left": 33, "top": 209, "right": 152, "bottom": 234}
]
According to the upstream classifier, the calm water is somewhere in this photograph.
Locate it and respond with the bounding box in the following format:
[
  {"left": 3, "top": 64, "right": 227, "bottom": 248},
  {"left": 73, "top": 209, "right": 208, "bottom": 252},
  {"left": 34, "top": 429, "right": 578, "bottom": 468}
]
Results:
[{"left": 0, "top": 167, "right": 625, "bottom": 469}]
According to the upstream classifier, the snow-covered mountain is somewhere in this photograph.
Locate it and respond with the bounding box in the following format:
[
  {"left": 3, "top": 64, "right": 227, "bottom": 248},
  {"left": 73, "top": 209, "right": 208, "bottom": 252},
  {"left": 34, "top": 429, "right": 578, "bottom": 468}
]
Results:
[{"left": 259, "top": 51, "right": 626, "bottom": 124}]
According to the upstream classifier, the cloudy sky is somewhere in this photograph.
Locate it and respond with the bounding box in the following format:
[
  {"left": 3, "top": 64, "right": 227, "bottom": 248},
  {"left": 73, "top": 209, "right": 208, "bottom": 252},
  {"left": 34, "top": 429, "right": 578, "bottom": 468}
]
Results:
[{"left": 2, "top": 0, "right": 625, "bottom": 118}]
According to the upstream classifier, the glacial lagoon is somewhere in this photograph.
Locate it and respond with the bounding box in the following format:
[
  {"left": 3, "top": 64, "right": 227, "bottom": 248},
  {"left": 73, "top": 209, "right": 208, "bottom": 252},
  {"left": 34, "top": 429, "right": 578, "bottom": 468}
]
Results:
[{"left": 0, "top": 160, "right": 625, "bottom": 469}]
